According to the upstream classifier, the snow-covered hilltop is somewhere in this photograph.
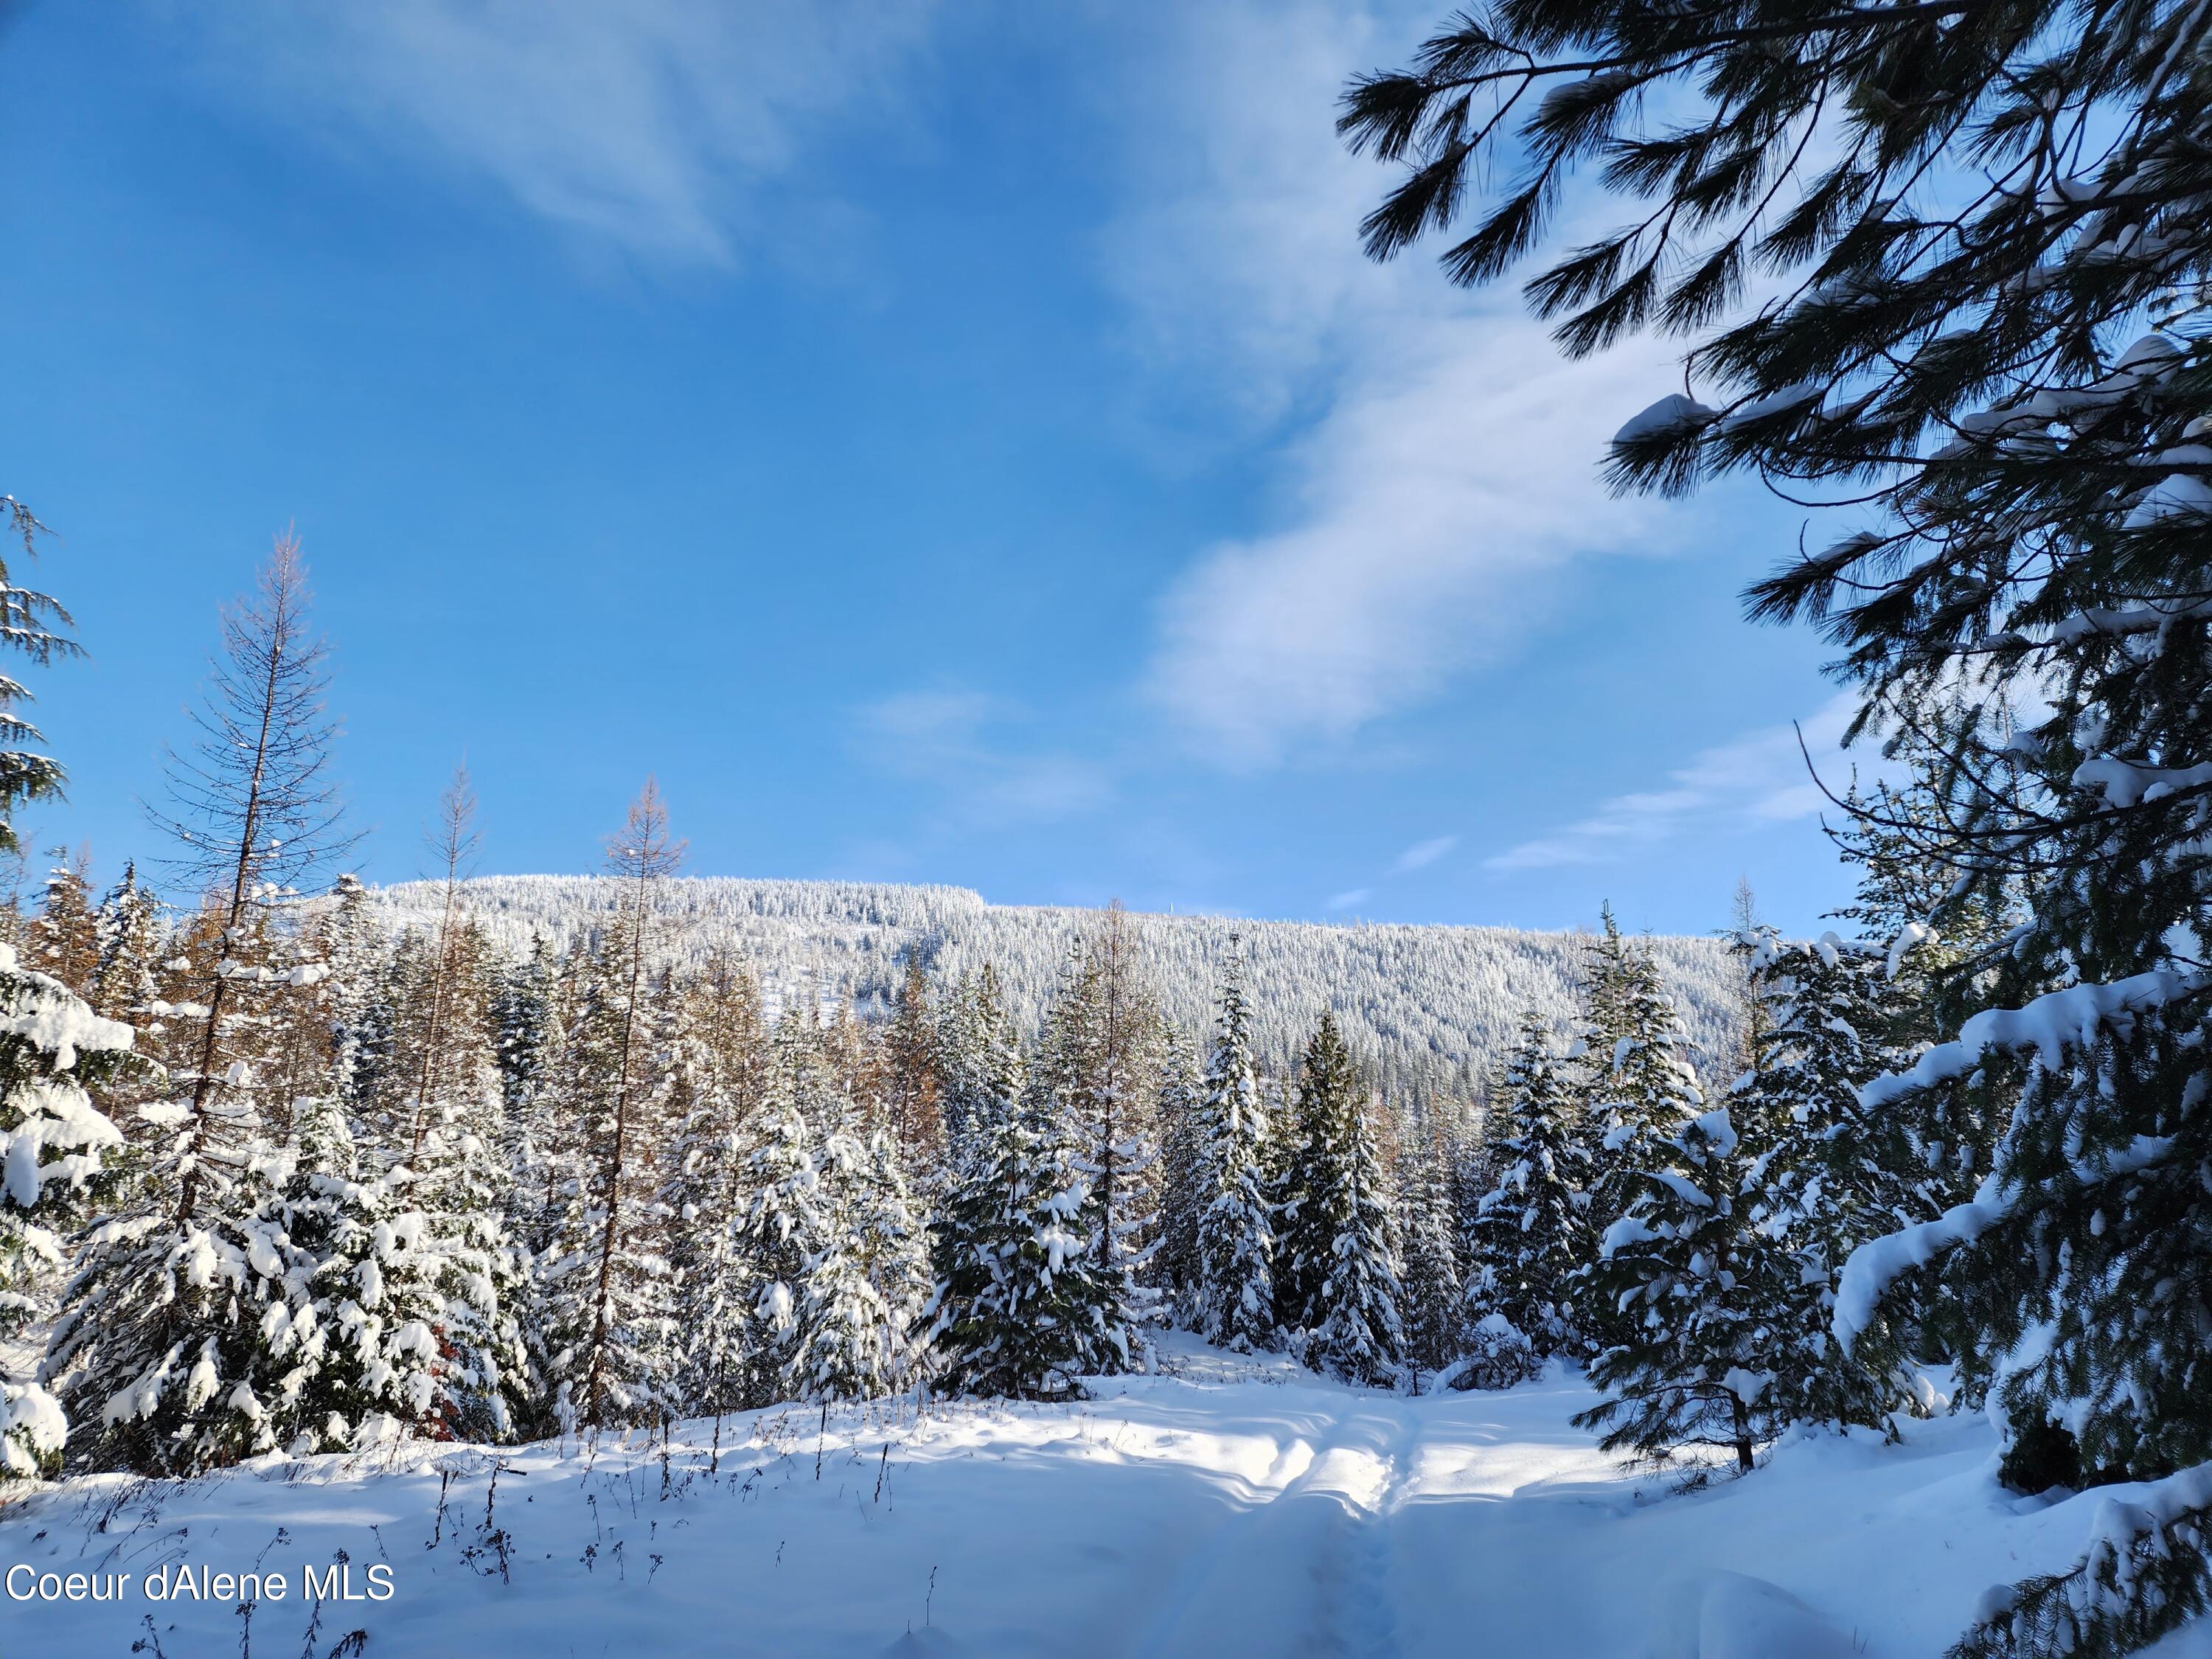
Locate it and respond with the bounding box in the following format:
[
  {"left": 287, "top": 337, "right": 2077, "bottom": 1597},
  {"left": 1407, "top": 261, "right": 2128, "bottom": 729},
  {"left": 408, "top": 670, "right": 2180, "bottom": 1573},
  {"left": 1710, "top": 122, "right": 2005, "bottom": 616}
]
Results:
[{"left": 369, "top": 874, "right": 1743, "bottom": 1093}]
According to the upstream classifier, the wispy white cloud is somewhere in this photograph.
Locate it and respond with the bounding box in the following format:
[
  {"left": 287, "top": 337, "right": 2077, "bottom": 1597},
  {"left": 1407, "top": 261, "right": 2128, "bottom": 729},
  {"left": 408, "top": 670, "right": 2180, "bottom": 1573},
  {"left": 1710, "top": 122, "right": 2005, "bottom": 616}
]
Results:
[
  {"left": 1326, "top": 886, "right": 1372, "bottom": 911},
  {"left": 1116, "top": 0, "right": 1686, "bottom": 768},
  {"left": 1484, "top": 693, "right": 1868, "bottom": 872},
  {"left": 852, "top": 688, "right": 1113, "bottom": 826},
  {"left": 180, "top": 0, "right": 940, "bottom": 263},
  {"left": 1392, "top": 833, "right": 1457, "bottom": 873}
]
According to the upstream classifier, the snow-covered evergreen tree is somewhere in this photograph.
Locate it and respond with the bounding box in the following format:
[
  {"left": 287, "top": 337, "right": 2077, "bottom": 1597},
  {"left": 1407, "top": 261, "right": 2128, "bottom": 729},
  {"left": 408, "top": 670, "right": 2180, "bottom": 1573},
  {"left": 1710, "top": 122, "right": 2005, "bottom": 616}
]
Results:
[
  {"left": 1275, "top": 1009, "right": 1354, "bottom": 1338},
  {"left": 1397, "top": 1127, "right": 1465, "bottom": 1385},
  {"left": 1035, "top": 914, "right": 1161, "bottom": 1374},
  {"left": 0, "top": 942, "right": 134, "bottom": 1479},
  {"left": 1467, "top": 1012, "right": 1593, "bottom": 1359},
  {"left": 28, "top": 849, "right": 97, "bottom": 998},
  {"left": 792, "top": 1127, "right": 930, "bottom": 1401},
  {"left": 731, "top": 1098, "right": 824, "bottom": 1407},
  {"left": 321, "top": 873, "right": 394, "bottom": 1126},
  {"left": 1287, "top": 1014, "right": 1406, "bottom": 1386},
  {"left": 1151, "top": 1026, "right": 1205, "bottom": 1307},
  {"left": 1575, "top": 1106, "right": 1777, "bottom": 1471},
  {"left": 88, "top": 862, "right": 163, "bottom": 1029},
  {"left": 1186, "top": 939, "right": 1275, "bottom": 1352},
  {"left": 1576, "top": 939, "right": 1705, "bottom": 1343},
  {"left": 925, "top": 1096, "right": 1121, "bottom": 1399},
  {"left": 1730, "top": 931, "right": 1924, "bottom": 1436},
  {"left": 937, "top": 964, "right": 1022, "bottom": 1164},
  {"left": 277, "top": 1096, "right": 449, "bottom": 1452}
]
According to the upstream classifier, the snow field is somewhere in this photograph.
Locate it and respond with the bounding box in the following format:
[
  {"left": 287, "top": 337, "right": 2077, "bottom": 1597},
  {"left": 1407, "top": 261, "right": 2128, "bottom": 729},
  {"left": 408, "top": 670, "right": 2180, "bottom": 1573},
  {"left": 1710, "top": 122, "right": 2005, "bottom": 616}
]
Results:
[{"left": 4, "top": 1336, "right": 2210, "bottom": 1658}]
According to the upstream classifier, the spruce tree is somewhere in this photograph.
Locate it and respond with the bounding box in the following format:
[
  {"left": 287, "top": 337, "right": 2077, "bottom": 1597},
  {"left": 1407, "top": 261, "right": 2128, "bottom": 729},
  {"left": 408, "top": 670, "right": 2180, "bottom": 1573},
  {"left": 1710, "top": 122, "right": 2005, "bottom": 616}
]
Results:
[
  {"left": 1187, "top": 938, "right": 1275, "bottom": 1352},
  {"left": 733, "top": 1097, "right": 825, "bottom": 1407},
  {"left": 0, "top": 498, "right": 79, "bottom": 856},
  {"left": 1152, "top": 1026, "right": 1206, "bottom": 1308},
  {"left": 0, "top": 940, "right": 134, "bottom": 1479},
  {"left": 1467, "top": 1012, "right": 1594, "bottom": 1360},
  {"left": 925, "top": 1096, "right": 1122, "bottom": 1399},
  {"left": 1287, "top": 1016, "right": 1407, "bottom": 1387},
  {"left": 1732, "top": 931, "right": 1923, "bottom": 1436},
  {"left": 1397, "top": 1127, "right": 1466, "bottom": 1386},
  {"left": 1575, "top": 1106, "right": 1775, "bottom": 1472}
]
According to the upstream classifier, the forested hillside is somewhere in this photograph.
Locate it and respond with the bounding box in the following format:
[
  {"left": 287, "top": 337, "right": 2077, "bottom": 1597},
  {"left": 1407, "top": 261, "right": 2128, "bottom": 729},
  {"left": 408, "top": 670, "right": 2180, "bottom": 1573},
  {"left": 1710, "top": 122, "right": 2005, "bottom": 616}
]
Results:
[{"left": 369, "top": 873, "right": 1744, "bottom": 1096}]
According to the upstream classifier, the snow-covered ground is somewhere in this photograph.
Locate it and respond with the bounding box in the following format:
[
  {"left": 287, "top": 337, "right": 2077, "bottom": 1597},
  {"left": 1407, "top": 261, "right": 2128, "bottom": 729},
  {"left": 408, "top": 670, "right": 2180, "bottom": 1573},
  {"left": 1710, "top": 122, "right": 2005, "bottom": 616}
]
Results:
[{"left": 4, "top": 1336, "right": 2208, "bottom": 1658}]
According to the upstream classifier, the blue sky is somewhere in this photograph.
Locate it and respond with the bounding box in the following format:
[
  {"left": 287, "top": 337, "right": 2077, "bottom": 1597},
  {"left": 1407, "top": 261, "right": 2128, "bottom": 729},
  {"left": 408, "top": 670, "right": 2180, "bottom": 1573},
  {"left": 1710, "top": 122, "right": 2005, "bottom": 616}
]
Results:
[{"left": 0, "top": 1, "right": 1874, "bottom": 936}]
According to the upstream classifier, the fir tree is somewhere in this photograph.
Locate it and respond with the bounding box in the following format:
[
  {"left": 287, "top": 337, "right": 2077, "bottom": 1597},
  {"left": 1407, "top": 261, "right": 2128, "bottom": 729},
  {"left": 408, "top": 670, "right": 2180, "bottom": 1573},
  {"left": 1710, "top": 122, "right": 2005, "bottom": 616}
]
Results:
[
  {"left": 323, "top": 877, "right": 396, "bottom": 1133},
  {"left": 1289, "top": 1016, "right": 1407, "bottom": 1387},
  {"left": 1732, "top": 931, "right": 1924, "bottom": 1436},
  {"left": 1576, "top": 938, "right": 1705, "bottom": 1343},
  {"left": 0, "top": 497, "right": 80, "bottom": 856},
  {"left": 1397, "top": 1126, "right": 1465, "bottom": 1385},
  {"left": 278, "top": 1096, "right": 451, "bottom": 1452},
  {"left": 793, "top": 1128, "right": 929, "bottom": 1401},
  {"left": 1575, "top": 1107, "right": 1774, "bottom": 1472},
  {"left": 1275, "top": 1009, "right": 1359, "bottom": 1338},
  {"left": 938, "top": 964, "right": 1022, "bottom": 1164},
  {"left": 1187, "top": 938, "right": 1274, "bottom": 1352},
  {"left": 925, "top": 1097, "right": 1122, "bottom": 1399},
  {"left": 88, "top": 862, "right": 163, "bottom": 1029},
  {"left": 731, "top": 1098, "right": 824, "bottom": 1408},
  {"left": 1034, "top": 914, "right": 1161, "bottom": 1374},
  {"left": 28, "top": 846, "right": 97, "bottom": 998},
  {"left": 1467, "top": 1013, "right": 1594, "bottom": 1360},
  {"left": 1301, "top": 1084, "right": 1407, "bottom": 1380},
  {"left": 1151, "top": 1026, "right": 1206, "bottom": 1307},
  {"left": 661, "top": 952, "right": 767, "bottom": 1419},
  {"left": 0, "top": 940, "right": 134, "bottom": 1479}
]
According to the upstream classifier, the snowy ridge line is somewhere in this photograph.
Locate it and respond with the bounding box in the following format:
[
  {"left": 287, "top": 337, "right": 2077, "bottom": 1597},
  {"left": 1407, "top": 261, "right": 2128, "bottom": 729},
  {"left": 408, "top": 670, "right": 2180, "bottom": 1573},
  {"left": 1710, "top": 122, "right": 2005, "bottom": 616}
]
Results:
[{"left": 366, "top": 874, "right": 1746, "bottom": 1093}]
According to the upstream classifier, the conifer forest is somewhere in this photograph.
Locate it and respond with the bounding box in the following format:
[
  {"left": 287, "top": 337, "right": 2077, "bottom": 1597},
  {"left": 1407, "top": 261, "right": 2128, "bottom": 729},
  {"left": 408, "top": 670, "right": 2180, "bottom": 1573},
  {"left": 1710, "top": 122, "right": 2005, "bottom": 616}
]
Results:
[{"left": 4, "top": 1, "right": 2212, "bottom": 1655}]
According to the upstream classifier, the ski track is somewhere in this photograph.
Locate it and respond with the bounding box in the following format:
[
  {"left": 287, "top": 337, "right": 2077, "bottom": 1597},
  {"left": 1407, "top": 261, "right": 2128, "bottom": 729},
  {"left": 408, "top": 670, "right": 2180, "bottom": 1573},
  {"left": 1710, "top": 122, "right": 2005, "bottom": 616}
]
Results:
[{"left": 1137, "top": 1399, "right": 1419, "bottom": 1659}]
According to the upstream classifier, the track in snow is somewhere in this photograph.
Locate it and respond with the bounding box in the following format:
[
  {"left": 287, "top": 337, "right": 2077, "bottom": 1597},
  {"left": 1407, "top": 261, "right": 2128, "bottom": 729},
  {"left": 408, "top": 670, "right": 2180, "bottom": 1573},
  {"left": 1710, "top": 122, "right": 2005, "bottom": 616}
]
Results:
[{"left": 1, "top": 1335, "right": 2185, "bottom": 1658}]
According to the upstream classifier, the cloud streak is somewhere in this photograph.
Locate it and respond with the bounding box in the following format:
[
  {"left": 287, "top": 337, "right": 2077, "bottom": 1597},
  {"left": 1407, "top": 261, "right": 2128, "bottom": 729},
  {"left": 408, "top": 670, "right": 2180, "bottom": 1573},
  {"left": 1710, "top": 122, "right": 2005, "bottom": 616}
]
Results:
[
  {"left": 184, "top": 0, "right": 940, "bottom": 263},
  {"left": 1484, "top": 693, "right": 1869, "bottom": 872},
  {"left": 852, "top": 689, "right": 1113, "bottom": 827},
  {"left": 1391, "top": 833, "right": 1458, "bottom": 873},
  {"left": 1117, "top": 0, "right": 1686, "bottom": 768}
]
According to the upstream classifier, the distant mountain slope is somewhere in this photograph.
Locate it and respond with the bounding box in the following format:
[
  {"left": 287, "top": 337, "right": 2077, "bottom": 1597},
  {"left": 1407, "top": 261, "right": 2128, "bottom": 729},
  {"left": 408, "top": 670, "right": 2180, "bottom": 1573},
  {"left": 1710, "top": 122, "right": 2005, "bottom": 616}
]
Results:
[{"left": 370, "top": 874, "right": 1743, "bottom": 1098}]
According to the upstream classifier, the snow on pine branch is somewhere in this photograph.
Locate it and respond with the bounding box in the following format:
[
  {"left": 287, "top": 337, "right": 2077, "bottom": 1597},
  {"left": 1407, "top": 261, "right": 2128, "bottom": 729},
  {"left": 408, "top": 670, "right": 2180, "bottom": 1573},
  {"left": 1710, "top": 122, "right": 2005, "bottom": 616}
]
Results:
[
  {"left": 1834, "top": 967, "right": 2199, "bottom": 1353},
  {"left": 1857, "top": 969, "right": 2196, "bottom": 1108}
]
